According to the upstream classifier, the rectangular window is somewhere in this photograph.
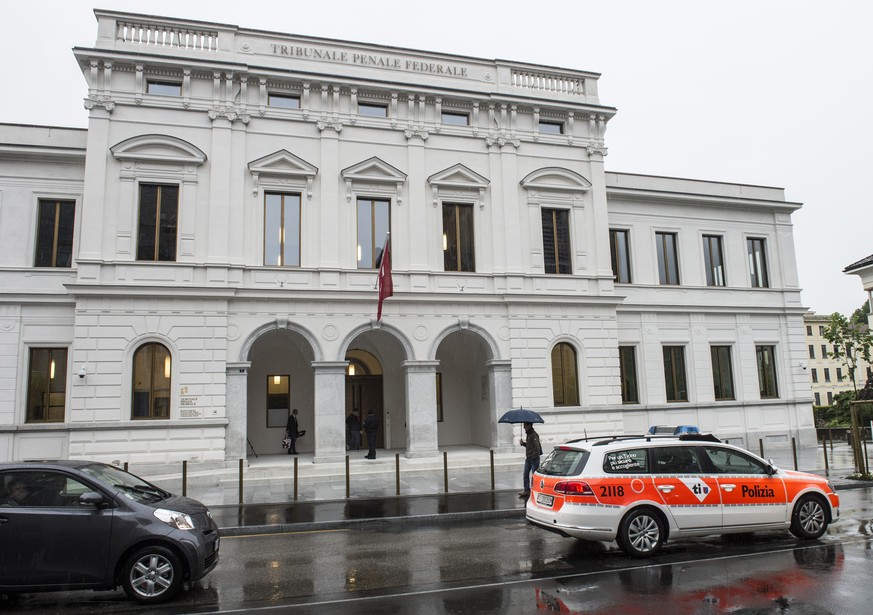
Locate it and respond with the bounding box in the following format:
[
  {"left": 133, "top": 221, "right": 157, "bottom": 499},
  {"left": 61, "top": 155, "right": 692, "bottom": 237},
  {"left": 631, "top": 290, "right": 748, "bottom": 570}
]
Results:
[
  {"left": 811, "top": 368, "right": 818, "bottom": 383},
  {"left": 663, "top": 346, "right": 688, "bottom": 402},
  {"left": 619, "top": 346, "right": 639, "bottom": 404},
  {"left": 441, "top": 111, "right": 469, "bottom": 126},
  {"left": 442, "top": 203, "right": 475, "bottom": 272},
  {"left": 747, "top": 237, "right": 770, "bottom": 288},
  {"left": 710, "top": 346, "right": 735, "bottom": 400},
  {"left": 806, "top": 325, "right": 812, "bottom": 336},
  {"left": 824, "top": 368, "right": 831, "bottom": 382},
  {"left": 814, "top": 392, "right": 821, "bottom": 406},
  {"left": 837, "top": 368, "right": 843, "bottom": 381},
  {"left": 827, "top": 391, "right": 834, "bottom": 405},
  {"left": 756, "top": 345, "right": 779, "bottom": 398},
  {"left": 26, "top": 348, "right": 67, "bottom": 423},
  {"left": 356, "top": 197, "right": 390, "bottom": 269},
  {"left": 821, "top": 344, "right": 828, "bottom": 358},
  {"left": 147, "top": 80, "right": 181, "bottom": 96},
  {"left": 702, "top": 235, "right": 726, "bottom": 286},
  {"left": 819, "top": 326, "right": 825, "bottom": 336},
  {"left": 808, "top": 345, "right": 815, "bottom": 359},
  {"left": 264, "top": 192, "right": 301, "bottom": 267},
  {"left": 656, "top": 232, "right": 680, "bottom": 285},
  {"left": 609, "top": 229, "right": 632, "bottom": 283},
  {"left": 541, "top": 208, "right": 571, "bottom": 274},
  {"left": 538, "top": 120, "right": 563, "bottom": 134},
  {"left": 35, "top": 199, "right": 75, "bottom": 268},
  {"left": 268, "top": 93, "right": 300, "bottom": 109},
  {"left": 604, "top": 449, "right": 648, "bottom": 473},
  {"left": 137, "top": 184, "right": 178, "bottom": 262},
  {"left": 358, "top": 102, "right": 388, "bottom": 117}
]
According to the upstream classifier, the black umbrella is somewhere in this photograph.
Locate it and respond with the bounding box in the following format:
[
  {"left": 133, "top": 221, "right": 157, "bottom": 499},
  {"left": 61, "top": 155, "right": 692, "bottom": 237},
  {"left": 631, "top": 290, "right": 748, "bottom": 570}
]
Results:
[{"left": 498, "top": 408, "right": 544, "bottom": 424}]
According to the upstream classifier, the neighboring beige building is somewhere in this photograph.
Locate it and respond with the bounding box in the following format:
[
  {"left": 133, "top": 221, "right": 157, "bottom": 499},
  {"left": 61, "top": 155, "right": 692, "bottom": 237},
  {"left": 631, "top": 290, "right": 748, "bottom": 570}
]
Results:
[
  {"left": 845, "top": 254, "right": 873, "bottom": 327},
  {"left": 0, "top": 10, "right": 817, "bottom": 467},
  {"left": 804, "top": 311, "right": 873, "bottom": 406}
]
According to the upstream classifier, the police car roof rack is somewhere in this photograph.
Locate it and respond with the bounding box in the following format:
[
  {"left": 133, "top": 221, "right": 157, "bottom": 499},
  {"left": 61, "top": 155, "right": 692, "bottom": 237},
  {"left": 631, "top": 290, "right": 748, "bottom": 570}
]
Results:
[{"left": 566, "top": 433, "right": 721, "bottom": 446}]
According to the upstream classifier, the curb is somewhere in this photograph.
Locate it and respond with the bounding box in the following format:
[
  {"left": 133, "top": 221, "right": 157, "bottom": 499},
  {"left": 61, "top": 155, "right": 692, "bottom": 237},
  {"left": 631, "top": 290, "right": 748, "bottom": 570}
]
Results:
[{"left": 218, "top": 507, "right": 526, "bottom": 536}]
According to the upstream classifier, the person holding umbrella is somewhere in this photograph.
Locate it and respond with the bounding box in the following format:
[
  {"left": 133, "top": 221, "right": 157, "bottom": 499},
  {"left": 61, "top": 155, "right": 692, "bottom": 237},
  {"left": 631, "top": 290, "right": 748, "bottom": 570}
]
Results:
[{"left": 519, "top": 421, "right": 542, "bottom": 498}]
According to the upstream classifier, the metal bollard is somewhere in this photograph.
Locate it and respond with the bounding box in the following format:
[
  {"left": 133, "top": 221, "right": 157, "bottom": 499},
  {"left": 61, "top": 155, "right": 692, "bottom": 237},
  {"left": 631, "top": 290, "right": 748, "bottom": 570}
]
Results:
[
  {"left": 182, "top": 460, "right": 187, "bottom": 497},
  {"left": 823, "top": 439, "right": 830, "bottom": 476},
  {"left": 395, "top": 453, "right": 400, "bottom": 496},
  {"left": 490, "top": 449, "right": 495, "bottom": 491},
  {"left": 791, "top": 438, "right": 798, "bottom": 471},
  {"left": 864, "top": 439, "right": 870, "bottom": 476},
  {"left": 443, "top": 451, "right": 449, "bottom": 493},
  {"left": 293, "top": 456, "right": 298, "bottom": 502},
  {"left": 345, "top": 455, "right": 350, "bottom": 499},
  {"left": 238, "top": 458, "right": 244, "bottom": 505},
  {"left": 759, "top": 439, "right": 764, "bottom": 458},
  {"left": 123, "top": 462, "right": 129, "bottom": 472}
]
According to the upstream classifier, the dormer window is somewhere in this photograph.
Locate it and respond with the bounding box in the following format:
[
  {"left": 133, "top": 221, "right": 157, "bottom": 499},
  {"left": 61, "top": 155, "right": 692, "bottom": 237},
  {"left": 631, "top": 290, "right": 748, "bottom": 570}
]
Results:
[{"left": 146, "top": 80, "right": 181, "bottom": 97}]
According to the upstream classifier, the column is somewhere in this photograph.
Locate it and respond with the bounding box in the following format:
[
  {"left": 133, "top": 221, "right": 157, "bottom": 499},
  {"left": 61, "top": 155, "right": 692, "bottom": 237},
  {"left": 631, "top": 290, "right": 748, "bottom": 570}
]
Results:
[
  {"left": 488, "top": 360, "right": 515, "bottom": 451},
  {"left": 403, "top": 360, "right": 440, "bottom": 458},
  {"left": 312, "top": 361, "right": 347, "bottom": 463},
  {"left": 225, "top": 362, "right": 250, "bottom": 460}
]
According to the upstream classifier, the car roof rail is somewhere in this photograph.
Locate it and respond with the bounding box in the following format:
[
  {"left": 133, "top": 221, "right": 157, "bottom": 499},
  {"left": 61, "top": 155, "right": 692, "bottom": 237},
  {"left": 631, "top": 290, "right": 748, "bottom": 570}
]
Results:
[{"left": 566, "top": 433, "right": 721, "bottom": 446}]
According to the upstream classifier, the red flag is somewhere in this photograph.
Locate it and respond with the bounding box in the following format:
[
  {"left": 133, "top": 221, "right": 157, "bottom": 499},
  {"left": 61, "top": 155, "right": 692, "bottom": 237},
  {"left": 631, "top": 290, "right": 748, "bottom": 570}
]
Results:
[{"left": 376, "top": 234, "right": 393, "bottom": 321}]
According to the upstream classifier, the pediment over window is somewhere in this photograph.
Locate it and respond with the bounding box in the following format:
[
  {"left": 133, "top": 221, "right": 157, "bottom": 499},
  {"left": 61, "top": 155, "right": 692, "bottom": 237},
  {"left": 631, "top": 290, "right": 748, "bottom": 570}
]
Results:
[
  {"left": 110, "top": 134, "right": 207, "bottom": 165},
  {"left": 248, "top": 150, "right": 319, "bottom": 198},
  {"left": 341, "top": 157, "right": 407, "bottom": 203},
  {"left": 428, "top": 164, "right": 490, "bottom": 209},
  {"left": 520, "top": 167, "right": 592, "bottom": 192}
]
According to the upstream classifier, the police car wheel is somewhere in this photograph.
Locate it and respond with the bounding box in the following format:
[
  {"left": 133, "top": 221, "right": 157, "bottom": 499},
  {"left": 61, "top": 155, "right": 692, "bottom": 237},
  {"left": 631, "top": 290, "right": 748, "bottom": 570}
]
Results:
[
  {"left": 617, "top": 507, "right": 665, "bottom": 557},
  {"left": 790, "top": 495, "right": 828, "bottom": 540}
]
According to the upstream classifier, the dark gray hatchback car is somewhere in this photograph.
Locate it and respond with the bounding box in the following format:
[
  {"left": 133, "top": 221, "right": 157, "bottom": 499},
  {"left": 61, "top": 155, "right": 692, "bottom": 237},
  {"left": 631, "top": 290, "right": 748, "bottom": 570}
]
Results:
[{"left": 0, "top": 460, "right": 219, "bottom": 604}]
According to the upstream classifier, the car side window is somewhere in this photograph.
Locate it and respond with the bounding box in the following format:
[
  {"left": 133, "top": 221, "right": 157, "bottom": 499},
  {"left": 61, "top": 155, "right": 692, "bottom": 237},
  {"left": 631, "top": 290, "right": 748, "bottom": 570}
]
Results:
[
  {"left": 603, "top": 448, "right": 648, "bottom": 473},
  {"left": 702, "top": 446, "right": 768, "bottom": 475},
  {"left": 0, "top": 471, "right": 92, "bottom": 507},
  {"left": 651, "top": 446, "right": 702, "bottom": 474}
]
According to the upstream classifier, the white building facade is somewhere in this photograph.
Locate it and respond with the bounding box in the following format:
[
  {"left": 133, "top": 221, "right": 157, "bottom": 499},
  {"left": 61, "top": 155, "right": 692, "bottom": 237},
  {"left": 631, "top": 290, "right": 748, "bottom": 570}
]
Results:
[{"left": 0, "top": 10, "right": 815, "bottom": 466}]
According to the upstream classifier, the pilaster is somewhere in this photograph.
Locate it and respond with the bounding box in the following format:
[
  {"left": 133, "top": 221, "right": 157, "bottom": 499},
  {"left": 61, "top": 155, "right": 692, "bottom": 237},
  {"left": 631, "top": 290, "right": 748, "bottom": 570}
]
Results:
[
  {"left": 225, "top": 362, "right": 251, "bottom": 460},
  {"left": 402, "top": 360, "right": 440, "bottom": 458},
  {"left": 312, "top": 361, "right": 347, "bottom": 462}
]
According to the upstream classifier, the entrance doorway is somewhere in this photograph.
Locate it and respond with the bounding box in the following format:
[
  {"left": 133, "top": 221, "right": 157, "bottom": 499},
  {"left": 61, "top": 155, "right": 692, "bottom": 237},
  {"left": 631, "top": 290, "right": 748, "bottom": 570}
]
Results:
[{"left": 345, "top": 350, "right": 384, "bottom": 449}]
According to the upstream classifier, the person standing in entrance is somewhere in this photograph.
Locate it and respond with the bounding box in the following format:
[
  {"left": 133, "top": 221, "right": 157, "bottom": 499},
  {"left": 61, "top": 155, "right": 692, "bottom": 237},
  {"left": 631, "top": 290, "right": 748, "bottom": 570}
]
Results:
[
  {"left": 285, "top": 408, "right": 299, "bottom": 455},
  {"left": 519, "top": 422, "right": 541, "bottom": 498},
  {"left": 363, "top": 409, "right": 381, "bottom": 459},
  {"left": 346, "top": 408, "right": 362, "bottom": 452}
]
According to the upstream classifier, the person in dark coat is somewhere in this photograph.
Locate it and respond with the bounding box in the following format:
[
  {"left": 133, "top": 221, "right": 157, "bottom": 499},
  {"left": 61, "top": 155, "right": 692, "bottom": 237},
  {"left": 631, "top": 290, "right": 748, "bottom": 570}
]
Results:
[
  {"left": 285, "top": 408, "right": 299, "bottom": 455},
  {"left": 346, "top": 408, "right": 361, "bottom": 452},
  {"left": 519, "top": 422, "right": 541, "bottom": 498},
  {"left": 363, "top": 409, "right": 381, "bottom": 459}
]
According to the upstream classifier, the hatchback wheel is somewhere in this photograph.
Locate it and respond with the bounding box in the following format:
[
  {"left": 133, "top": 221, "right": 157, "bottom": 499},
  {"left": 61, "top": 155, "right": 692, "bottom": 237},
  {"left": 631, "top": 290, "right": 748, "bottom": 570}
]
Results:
[
  {"left": 121, "top": 545, "right": 184, "bottom": 604},
  {"left": 617, "top": 507, "right": 665, "bottom": 557},
  {"left": 790, "top": 495, "right": 829, "bottom": 540}
]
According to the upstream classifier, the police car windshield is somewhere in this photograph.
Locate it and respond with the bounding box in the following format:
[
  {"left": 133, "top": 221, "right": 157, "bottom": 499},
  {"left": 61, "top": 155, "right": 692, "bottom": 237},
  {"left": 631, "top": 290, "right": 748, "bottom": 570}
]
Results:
[{"left": 538, "top": 448, "right": 590, "bottom": 476}]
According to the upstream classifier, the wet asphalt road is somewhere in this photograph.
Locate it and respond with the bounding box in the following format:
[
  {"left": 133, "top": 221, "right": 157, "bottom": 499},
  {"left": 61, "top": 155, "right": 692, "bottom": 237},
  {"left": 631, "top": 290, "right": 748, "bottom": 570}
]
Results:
[{"left": 4, "top": 487, "right": 873, "bottom": 614}]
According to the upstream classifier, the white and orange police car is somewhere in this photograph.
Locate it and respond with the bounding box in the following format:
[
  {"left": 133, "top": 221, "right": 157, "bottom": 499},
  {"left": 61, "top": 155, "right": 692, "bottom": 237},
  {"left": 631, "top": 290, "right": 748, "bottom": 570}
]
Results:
[{"left": 526, "top": 433, "right": 839, "bottom": 557}]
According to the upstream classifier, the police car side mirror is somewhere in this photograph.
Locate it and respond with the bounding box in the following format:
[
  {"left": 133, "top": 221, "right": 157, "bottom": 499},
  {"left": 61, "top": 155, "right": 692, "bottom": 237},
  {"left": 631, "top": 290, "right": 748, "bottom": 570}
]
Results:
[{"left": 766, "top": 463, "right": 777, "bottom": 476}]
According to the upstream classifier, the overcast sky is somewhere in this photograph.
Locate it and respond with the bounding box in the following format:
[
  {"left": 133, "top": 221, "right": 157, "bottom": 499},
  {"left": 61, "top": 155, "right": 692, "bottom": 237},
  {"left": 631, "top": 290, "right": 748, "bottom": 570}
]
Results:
[{"left": 2, "top": 1, "right": 870, "bottom": 316}]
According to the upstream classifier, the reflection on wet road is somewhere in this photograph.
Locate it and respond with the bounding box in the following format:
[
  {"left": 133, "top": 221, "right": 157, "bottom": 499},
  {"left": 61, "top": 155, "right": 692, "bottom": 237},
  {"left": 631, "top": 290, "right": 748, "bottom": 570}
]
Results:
[{"left": 4, "top": 488, "right": 872, "bottom": 614}]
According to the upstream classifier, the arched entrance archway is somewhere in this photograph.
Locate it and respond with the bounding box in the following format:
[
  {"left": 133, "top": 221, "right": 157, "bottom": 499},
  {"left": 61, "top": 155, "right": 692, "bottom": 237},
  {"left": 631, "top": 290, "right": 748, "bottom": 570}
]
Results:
[
  {"left": 344, "top": 330, "right": 408, "bottom": 452},
  {"left": 246, "top": 328, "right": 315, "bottom": 456},
  {"left": 435, "top": 330, "right": 494, "bottom": 447}
]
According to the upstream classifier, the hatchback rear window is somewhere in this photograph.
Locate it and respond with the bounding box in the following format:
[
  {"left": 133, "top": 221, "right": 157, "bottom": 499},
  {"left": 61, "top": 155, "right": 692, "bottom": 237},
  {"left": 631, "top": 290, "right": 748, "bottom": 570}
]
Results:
[{"left": 538, "top": 448, "right": 590, "bottom": 476}]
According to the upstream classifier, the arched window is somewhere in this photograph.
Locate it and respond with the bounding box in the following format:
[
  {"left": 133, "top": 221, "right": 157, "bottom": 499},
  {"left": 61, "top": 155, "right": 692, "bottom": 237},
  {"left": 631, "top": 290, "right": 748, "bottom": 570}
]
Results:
[
  {"left": 551, "top": 342, "right": 579, "bottom": 406},
  {"left": 132, "top": 343, "right": 171, "bottom": 419}
]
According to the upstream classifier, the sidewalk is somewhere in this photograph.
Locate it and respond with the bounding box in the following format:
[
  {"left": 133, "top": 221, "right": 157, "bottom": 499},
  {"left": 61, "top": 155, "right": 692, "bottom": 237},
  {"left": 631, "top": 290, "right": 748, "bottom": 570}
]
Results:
[{"left": 134, "top": 441, "right": 870, "bottom": 536}]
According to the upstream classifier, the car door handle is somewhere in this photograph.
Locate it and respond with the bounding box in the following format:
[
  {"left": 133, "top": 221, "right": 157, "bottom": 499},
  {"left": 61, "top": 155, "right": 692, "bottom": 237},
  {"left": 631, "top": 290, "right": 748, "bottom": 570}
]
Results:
[
  {"left": 657, "top": 485, "right": 674, "bottom": 493},
  {"left": 0, "top": 517, "right": 7, "bottom": 524},
  {"left": 720, "top": 484, "right": 736, "bottom": 492}
]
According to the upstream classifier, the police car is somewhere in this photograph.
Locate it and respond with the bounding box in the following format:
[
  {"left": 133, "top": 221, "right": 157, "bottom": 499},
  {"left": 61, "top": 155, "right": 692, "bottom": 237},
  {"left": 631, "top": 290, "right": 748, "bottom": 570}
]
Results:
[{"left": 525, "top": 433, "right": 839, "bottom": 557}]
